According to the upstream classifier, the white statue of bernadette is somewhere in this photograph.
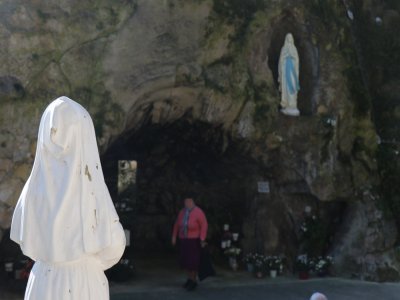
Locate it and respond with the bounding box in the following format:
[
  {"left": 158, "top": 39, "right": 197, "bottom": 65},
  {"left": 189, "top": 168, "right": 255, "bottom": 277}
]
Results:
[
  {"left": 10, "top": 96, "right": 126, "bottom": 300},
  {"left": 278, "top": 33, "right": 301, "bottom": 116}
]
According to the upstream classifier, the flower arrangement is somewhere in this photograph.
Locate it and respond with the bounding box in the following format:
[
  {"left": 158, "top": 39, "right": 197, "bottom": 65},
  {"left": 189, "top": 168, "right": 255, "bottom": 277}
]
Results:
[
  {"left": 264, "top": 255, "right": 285, "bottom": 278},
  {"left": 295, "top": 254, "right": 334, "bottom": 279},
  {"left": 296, "top": 254, "right": 311, "bottom": 272},
  {"left": 243, "top": 253, "right": 259, "bottom": 272},
  {"left": 296, "top": 254, "right": 312, "bottom": 280},
  {"left": 243, "top": 253, "right": 256, "bottom": 264},
  {"left": 313, "top": 256, "right": 334, "bottom": 275},
  {"left": 250, "top": 254, "right": 266, "bottom": 277},
  {"left": 252, "top": 254, "right": 267, "bottom": 272},
  {"left": 224, "top": 247, "right": 242, "bottom": 258},
  {"left": 265, "top": 256, "right": 285, "bottom": 272},
  {"left": 224, "top": 247, "right": 241, "bottom": 271}
]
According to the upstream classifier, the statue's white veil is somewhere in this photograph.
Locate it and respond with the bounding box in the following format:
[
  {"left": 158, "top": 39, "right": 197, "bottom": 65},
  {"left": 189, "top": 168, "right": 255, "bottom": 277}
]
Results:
[
  {"left": 280, "top": 33, "right": 298, "bottom": 59},
  {"left": 10, "top": 96, "right": 119, "bottom": 262}
]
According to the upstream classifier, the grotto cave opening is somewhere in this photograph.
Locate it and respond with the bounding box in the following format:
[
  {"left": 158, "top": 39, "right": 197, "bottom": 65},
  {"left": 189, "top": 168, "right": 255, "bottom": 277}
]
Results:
[{"left": 101, "top": 119, "right": 263, "bottom": 262}]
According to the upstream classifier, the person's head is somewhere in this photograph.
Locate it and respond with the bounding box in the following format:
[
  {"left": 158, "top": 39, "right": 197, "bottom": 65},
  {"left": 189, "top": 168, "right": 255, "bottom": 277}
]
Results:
[
  {"left": 310, "top": 292, "right": 328, "bottom": 300},
  {"left": 183, "top": 193, "right": 196, "bottom": 209}
]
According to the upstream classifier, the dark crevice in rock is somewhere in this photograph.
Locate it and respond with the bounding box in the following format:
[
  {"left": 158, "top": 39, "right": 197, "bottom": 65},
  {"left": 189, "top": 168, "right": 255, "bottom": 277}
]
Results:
[{"left": 0, "top": 76, "right": 25, "bottom": 100}]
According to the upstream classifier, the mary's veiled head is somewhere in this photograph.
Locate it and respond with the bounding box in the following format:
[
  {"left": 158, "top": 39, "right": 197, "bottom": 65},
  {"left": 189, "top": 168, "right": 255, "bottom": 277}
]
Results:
[
  {"left": 38, "top": 97, "right": 80, "bottom": 159},
  {"left": 10, "top": 96, "right": 119, "bottom": 262},
  {"left": 285, "top": 33, "right": 294, "bottom": 44}
]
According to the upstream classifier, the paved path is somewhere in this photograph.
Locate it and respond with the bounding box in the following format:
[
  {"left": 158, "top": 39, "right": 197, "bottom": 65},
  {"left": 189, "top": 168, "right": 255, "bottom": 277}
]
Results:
[
  {"left": 3, "top": 258, "right": 400, "bottom": 300},
  {"left": 111, "top": 277, "right": 400, "bottom": 300},
  {"left": 109, "top": 258, "right": 400, "bottom": 299},
  {"left": 3, "top": 276, "right": 400, "bottom": 300}
]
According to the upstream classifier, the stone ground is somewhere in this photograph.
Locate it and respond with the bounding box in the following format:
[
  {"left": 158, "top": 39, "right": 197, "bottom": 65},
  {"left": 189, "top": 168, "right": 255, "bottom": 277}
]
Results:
[
  {"left": 2, "top": 258, "right": 400, "bottom": 299},
  {"left": 112, "top": 278, "right": 400, "bottom": 300}
]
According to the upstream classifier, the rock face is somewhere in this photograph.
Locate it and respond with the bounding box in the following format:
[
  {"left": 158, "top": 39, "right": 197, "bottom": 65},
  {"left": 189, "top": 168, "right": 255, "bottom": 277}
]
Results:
[{"left": 0, "top": 0, "right": 398, "bottom": 281}]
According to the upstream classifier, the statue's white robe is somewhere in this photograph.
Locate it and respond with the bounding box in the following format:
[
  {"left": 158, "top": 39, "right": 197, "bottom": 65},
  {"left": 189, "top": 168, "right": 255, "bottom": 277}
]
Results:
[{"left": 10, "top": 96, "right": 126, "bottom": 300}]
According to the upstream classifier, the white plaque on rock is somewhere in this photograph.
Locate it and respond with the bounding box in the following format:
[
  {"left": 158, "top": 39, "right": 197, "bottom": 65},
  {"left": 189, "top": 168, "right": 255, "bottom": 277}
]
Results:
[{"left": 257, "top": 181, "right": 270, "bottom": 193}]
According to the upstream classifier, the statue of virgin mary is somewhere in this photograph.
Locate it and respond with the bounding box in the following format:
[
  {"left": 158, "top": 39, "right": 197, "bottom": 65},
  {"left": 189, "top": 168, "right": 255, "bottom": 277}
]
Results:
[
  {"left": 10, "top": 96, "right": 126, "bottom": 300},
  {"left": 278, "top": 33, "right": 300, "bottom": 116}
]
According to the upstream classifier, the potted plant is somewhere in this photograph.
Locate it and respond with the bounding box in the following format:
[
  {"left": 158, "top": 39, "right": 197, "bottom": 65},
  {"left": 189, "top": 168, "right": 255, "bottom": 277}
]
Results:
[
  {"left": 313, "top": 256, "right": 334, "bottom": 277},
  {"left": 253, "top": 254, "right": 267, "bottom": 278},
  {"left": 266, "top": 256, "right": 284, "bottom": 278},
  {"left": 296, "top": 254, "right": 311, "bottom": 280},
  {"left": 243, "top": 253, "right": 255, "bottom": 273},
  {"left": 224, "top": 247, "right": 242, "bottom": 271}
]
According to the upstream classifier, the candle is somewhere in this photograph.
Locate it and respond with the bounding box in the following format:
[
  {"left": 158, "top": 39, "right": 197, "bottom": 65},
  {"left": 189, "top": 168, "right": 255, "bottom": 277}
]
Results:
[
  {"left": 5, "top": 262, "right": 13, "bottom": 272},
  {"left": 124, "top": 229, "right": 131, "bottom": 247}
]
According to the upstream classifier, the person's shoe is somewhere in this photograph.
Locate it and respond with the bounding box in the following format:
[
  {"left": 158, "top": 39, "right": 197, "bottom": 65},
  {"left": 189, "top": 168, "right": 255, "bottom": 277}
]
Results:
[
  {"left": 186, "top": 280, "right": 197, "bottom": 291},
  {"left": 182, "top": 279, "right": 191, "bottom": 289}
]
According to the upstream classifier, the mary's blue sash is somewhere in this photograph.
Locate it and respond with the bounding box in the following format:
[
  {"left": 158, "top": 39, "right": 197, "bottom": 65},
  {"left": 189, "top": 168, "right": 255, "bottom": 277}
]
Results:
[{"left": 285, "top": 56, "right": 300, "bottom": 95}]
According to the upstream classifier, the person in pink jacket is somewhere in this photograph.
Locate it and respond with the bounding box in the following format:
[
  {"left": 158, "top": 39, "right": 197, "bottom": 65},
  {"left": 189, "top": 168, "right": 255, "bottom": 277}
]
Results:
[{"left": 172, "top": 195, "right": 208, "bottom": 291}]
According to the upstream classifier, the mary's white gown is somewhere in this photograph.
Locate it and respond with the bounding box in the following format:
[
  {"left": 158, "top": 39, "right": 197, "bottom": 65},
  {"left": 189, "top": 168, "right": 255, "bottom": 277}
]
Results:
[{"left": 25, "top": 220, "right": 125, "bottom": 300}]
